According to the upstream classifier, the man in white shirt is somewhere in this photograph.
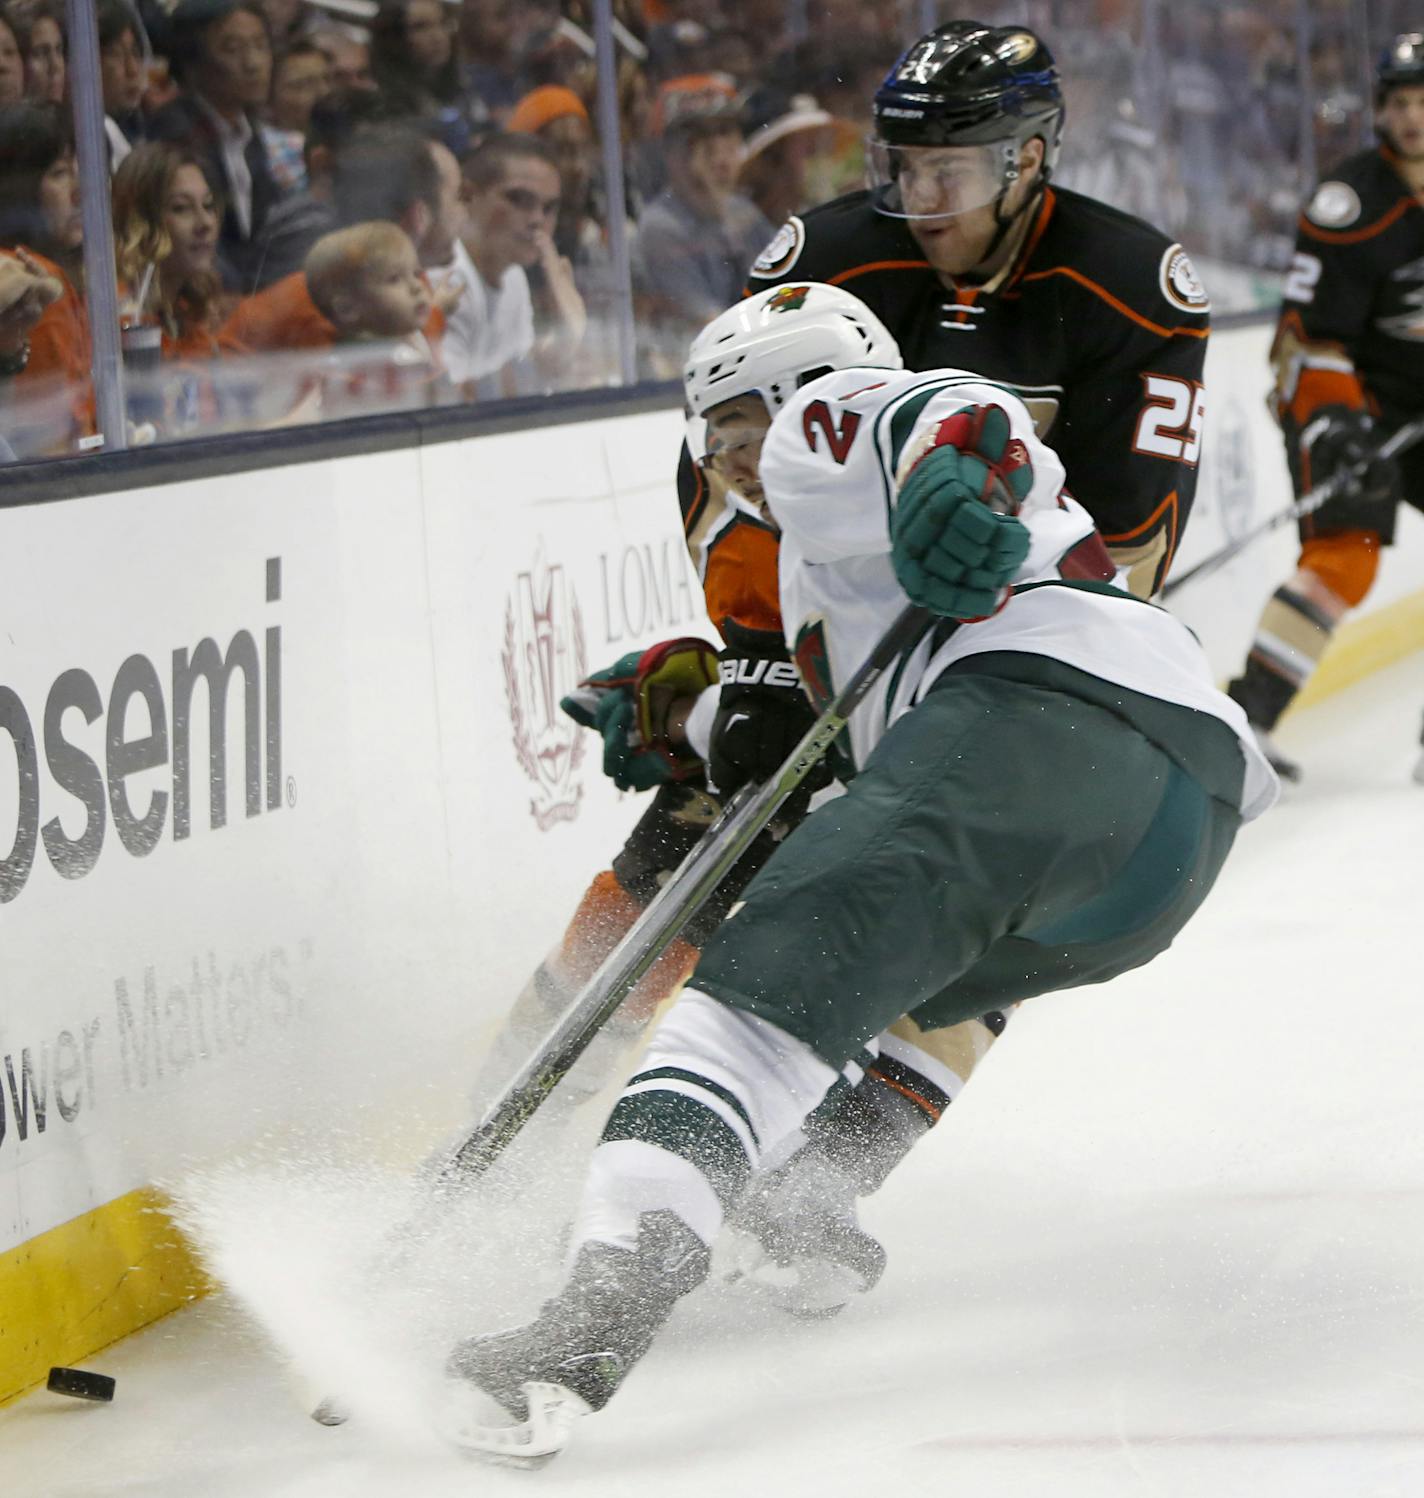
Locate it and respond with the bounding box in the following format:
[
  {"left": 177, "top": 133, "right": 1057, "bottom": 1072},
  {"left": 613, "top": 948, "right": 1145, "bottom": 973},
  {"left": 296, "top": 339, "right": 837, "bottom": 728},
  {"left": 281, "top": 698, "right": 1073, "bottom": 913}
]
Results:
[{"left": 447, "top": 133, "right": 585, "bottom": 398}]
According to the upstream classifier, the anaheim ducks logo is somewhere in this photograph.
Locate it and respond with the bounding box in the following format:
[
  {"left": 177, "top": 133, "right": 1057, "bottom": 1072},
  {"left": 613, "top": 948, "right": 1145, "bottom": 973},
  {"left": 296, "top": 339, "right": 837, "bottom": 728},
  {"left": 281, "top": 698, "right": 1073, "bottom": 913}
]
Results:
[
  {"left": 1305, "top": 180, "right": 1362, "bottom": 229},
  {"left": 502, "top": 555, "right": 588, "bottom": 830},
  {"left": 1159, "top": 245, "right": 1211, "bottom": 313},
  {"left": 750, "top": 217, "right": 805, "bottom": 279}
]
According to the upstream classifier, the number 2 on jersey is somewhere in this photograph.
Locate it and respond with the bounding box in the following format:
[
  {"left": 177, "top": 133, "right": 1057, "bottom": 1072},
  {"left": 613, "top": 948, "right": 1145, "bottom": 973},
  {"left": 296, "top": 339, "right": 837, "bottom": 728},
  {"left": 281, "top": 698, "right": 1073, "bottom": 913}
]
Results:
[
  {"left": 1132, "top": 375, "right": 1205, "bottom": 464},
  {"left": 802, "top": 401, "right": 862, "bottom": 465}
]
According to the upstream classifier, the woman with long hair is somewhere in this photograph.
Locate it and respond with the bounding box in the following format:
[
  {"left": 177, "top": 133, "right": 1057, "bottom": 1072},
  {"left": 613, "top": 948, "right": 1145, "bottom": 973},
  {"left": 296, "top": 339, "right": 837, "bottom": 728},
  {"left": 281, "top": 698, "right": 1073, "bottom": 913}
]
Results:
[
  {"left": 369, "top": 0, "right": 485, "bottom": 154},
  {"left": 111, "top": 141, "right": 235, "bottom": 356}
]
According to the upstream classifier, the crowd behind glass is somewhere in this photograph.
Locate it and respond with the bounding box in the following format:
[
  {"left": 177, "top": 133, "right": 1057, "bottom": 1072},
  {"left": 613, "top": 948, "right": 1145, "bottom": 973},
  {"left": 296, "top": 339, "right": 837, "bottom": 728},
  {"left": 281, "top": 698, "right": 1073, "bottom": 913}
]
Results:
[{"left": 0, "top": 0, "right": 1412, "bottom": 460}]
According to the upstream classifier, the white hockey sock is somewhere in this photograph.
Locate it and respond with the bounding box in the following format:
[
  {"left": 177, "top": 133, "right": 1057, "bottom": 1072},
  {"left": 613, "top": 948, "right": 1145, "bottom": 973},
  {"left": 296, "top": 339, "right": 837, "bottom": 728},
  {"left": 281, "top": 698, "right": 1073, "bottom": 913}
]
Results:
[{"left": 568, "top": 989, "right": 839, "bottom": 1255}]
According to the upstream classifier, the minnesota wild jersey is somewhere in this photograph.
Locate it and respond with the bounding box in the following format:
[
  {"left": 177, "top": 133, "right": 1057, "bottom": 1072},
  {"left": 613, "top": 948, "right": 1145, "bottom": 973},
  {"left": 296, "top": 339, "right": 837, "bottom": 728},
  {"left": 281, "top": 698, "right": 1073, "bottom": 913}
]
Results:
[{"left": 761, "top": 366, "right": 1278, "bottom": 821}]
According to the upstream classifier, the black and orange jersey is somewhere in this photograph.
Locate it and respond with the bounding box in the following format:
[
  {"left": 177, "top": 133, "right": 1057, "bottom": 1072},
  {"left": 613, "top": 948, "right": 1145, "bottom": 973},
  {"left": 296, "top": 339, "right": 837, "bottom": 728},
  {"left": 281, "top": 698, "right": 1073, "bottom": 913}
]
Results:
[
  {"left": 745, "top": 186, "right": 1211, "bottom": 597},
  {"left": 676, "top": 440, "right": 783, "bottom": 647},
  {"left": 1271, "top": 145, "right": 1424, "bottom": 433}
]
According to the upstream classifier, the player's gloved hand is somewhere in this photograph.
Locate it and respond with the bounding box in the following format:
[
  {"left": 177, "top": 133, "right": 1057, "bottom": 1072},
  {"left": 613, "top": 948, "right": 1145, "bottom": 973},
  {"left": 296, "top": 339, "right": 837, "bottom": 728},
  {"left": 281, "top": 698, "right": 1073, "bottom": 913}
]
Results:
[
  {"left": 707, "top": 642, "right": 827, "bottom": 798},
  {"left": 561, "top": 637, "right": 719, "bottom": 792},
  {"left": 1302, "top": 406, "right": 1401, "bottom": 507},
  {"left": 891, "top": 403, "right": 1033, "bottom": 620}
]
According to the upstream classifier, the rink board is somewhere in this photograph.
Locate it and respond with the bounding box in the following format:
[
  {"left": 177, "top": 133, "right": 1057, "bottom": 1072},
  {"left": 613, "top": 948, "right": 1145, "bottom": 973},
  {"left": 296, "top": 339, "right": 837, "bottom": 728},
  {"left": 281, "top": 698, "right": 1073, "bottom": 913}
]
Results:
[{"left": 1, "top": 323, "right": 1420, "bottom": 1403}]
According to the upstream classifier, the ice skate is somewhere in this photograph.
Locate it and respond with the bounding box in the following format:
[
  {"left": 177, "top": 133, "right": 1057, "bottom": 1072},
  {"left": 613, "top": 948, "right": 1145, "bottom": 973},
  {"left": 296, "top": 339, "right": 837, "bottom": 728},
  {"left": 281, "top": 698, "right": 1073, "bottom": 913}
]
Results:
[
  {"left": 443, "top": 1210, "right": 709, "bottom": 1465},
  {"left": 725, "top": 1146, "right": 887, "bottom": 1319}
]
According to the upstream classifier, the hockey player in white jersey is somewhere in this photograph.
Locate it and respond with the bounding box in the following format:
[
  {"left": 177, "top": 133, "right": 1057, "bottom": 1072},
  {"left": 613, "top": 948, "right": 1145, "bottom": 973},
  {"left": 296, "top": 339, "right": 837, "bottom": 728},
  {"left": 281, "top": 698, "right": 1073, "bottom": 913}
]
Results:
[{"left": 443, "top": 284, "right": 1278, "bottom": 1464}]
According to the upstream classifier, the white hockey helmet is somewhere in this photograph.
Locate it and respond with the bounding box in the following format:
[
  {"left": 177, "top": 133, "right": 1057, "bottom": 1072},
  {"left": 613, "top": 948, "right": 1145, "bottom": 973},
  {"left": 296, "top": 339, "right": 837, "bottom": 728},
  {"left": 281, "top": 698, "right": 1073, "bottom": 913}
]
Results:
[{"left": 683, "top": 282, "right": 903, "bottom": 420}]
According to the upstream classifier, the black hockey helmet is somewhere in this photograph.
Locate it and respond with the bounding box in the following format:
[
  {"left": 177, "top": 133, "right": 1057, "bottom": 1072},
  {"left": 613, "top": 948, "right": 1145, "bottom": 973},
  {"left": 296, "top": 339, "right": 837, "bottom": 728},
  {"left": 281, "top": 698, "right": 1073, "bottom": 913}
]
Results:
[
  {"left": 871, "top": 21, "right": 1064, "bottom": 171},
  {"left": 1376, "top": 32, "right": 1424, "bottom": 101}
]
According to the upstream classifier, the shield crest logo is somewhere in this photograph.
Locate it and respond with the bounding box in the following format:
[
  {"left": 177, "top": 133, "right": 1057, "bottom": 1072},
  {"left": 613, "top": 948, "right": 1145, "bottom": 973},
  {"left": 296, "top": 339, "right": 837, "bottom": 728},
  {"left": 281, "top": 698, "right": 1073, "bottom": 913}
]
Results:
[{"left": 502, "top": 556, "right": 588, "bottom": 829}]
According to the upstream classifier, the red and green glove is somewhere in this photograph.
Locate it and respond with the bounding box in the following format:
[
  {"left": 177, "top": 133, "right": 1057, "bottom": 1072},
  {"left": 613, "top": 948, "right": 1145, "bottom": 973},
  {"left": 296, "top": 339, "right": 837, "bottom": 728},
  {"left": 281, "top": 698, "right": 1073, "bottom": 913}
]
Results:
[
  {"left": 892, "top": 403, "right": 1034, "bottom": 620},
  {"left": 561, "top": 637, "right": 720, "bottom": 792}
]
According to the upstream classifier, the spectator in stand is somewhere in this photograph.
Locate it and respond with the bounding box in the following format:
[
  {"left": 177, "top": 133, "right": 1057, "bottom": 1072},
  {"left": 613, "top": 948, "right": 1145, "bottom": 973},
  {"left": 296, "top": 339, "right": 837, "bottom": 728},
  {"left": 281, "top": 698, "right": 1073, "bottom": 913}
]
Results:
[
  {"left": 504, "top": 82, "right": 627, "bottom": 388},
  {"left": 98, "top": 0, "right": 150, "bottom": 168},
  {"left": 149, "top": 0, "right": 280, "bottom": 293},
  {"left": 0, "top": 103, "right": 89, "bottom": 450},
  {"left": 456, "top": 130, "right": 586, "bottom": 396},
  {"left": 0, "top": 10, "right": 24, "bottom": 105},
  {"left": 506, "top": 84, "right": 593, "bottom": 260},
  {"left": 261, "top": 38, "right": 332, "bottom": 193},
  {"left": 297, "top": 222, "right": 446, "bottom": 421},
  {"left": 303, "top": 221, "right": 433, "bottom": 344},
  {"left": 222, "top": 121, "right": 453, "bottom": 352},
  {"left": 736, "top": 85, "right": 832, "bottom": 228},
  {"left": 111, "top": 142, "right": 236, "bottom": 358},
  {"left": 631, "top": 73, "right": 773, "bottom": 376},
  {"left": 370, "top": 0, "right": 487, "bottom": 158},
  {"left": 257, "top": 0, "right": 304, "bottom": 52},
  {"left": 0, "top": 101, "right": 82, "bottom": 285},
  {"left": 457, "top": 0, "right": 520, "bottom": 122},
  {"left": 14, "top": 2, "right": 66, "bottom": 106},
  {"left": 251, "top": 84, "right": 385, "bottom": 287},
  {"left": 314, "top": 26, "right": 375, "bottom": 94},
  {"left": 0, "top": 246, "right": 65, "bottom": 460}
]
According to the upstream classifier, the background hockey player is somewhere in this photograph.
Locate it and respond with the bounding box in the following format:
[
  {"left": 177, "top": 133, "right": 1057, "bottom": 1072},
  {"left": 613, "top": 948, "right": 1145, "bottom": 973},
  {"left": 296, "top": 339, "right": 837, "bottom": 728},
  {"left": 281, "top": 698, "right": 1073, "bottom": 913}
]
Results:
[
  {"left": 1226, "top": 33, "right": 1424, "bottom": 784},
  {"left": 462, "top": 19, "right": 1212, "bottom": 1308},
  {"left": 442, "top": 283, "right": 1278, "bottom": 1465}
]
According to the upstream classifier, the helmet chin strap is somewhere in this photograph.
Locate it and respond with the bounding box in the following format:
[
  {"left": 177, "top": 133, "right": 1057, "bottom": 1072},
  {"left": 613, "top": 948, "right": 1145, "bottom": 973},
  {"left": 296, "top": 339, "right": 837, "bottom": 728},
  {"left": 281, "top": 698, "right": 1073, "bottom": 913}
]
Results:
[{"left": 962, "top": 167, "right": 1043, "bottom": 287}]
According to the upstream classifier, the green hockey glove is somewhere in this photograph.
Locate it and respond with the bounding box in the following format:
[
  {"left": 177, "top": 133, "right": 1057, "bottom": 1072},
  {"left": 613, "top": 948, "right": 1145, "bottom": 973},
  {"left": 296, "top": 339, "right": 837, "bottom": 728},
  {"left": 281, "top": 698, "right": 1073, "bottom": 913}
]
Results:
[
  {"left": 561, "top": 636, "right": 720, "bottom": 792},
  {"left": 891, "top": 403, "right": 1033, "bottom": 620}
]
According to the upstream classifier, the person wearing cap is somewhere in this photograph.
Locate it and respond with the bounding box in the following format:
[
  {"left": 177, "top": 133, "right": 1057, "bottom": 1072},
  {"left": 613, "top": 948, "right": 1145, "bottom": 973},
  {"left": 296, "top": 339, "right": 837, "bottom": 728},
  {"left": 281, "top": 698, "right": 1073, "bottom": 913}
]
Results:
[
  {"left": 1226, "top": 33, "right": 1424, "bottom": 784},
  {"left": 632, "top": 72, "right": 774, "bottom": 376},
  {"left": 148, "top": 0, "right": 281, "bottom": 292},
  {"left": 507, "top": 84, "right": 594, "bottom": 259},
  {"left": 737, "top": 85, "right": 833, "bottom": 229}
]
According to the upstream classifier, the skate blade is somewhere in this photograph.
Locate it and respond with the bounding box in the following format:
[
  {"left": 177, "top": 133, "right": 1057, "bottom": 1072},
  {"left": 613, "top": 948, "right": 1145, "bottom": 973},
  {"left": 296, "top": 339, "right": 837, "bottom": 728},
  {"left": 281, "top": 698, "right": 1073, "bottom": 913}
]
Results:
[
  {"left": 721, "top": 1234, "right": 855, "bottom": 1321},
  {"left": 443, "top": 1379, "right": 590, "bottom": 1467}
]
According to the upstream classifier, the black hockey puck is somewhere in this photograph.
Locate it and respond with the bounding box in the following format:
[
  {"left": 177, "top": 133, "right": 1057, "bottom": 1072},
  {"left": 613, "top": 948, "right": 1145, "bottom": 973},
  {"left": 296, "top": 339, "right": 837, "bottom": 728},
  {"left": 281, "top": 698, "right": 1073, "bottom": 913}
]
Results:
[{"left": 47, "top": 1367, "right": 116, "bottom": 1402}]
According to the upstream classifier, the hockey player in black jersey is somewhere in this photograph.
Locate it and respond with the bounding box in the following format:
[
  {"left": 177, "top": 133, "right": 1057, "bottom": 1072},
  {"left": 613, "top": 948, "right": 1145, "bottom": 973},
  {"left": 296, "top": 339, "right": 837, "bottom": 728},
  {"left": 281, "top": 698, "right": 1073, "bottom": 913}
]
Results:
[
  {"left": 748, "top": 19, "right": 1211, "bottom": 602},
  {"left": 1226, "top": 34, "right": 1424, "bottom": 783}
]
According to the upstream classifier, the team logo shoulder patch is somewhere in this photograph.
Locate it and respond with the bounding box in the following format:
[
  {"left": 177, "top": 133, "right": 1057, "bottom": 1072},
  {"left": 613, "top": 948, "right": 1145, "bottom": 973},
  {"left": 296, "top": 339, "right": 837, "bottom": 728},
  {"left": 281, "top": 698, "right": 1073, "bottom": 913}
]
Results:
[
  {"left": 1305, "top": 180, "right": 1362, "bottom": 229},
  {"left": 1159, "top": 244, "right": 1211, "bottom": 314},
  {"left": 751, "top": 217, "right": 805, "bottom": 279}
]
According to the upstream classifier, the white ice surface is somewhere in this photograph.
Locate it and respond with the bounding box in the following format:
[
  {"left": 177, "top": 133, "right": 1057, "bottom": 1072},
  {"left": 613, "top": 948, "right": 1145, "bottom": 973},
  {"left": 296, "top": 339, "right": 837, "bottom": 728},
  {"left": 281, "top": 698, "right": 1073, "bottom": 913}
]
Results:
[{"left": 5, "top": 650, "right": 1424, "bottom": 1498}]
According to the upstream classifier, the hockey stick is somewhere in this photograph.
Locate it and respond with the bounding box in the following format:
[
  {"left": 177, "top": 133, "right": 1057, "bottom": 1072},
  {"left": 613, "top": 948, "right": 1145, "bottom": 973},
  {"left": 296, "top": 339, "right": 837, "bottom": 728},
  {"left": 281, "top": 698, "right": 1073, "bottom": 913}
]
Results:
[
  {"left": 1161, "top": 417, "right": 1424, "bottom": 600},
  {"left": 427, "top": 601, "right": 933, "bottom": 1191},
  {"left": 307, "top": 602, "right": 933, "bottom": 1426}
]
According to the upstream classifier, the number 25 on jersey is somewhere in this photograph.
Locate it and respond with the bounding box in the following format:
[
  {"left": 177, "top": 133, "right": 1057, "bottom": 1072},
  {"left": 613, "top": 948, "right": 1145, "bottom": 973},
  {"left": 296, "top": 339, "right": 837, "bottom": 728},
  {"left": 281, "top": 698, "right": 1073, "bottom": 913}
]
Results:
[{"left": 1132, "top": 374, "right": 1205, "bottom": 465}]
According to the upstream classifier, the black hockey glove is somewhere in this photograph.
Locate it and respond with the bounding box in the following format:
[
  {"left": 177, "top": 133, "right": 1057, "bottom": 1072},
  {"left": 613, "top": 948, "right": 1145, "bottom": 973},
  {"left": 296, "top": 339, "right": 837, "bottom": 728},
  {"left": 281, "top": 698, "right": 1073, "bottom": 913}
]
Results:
[
  {"left": 707, "top": 635, "right": 828, "bottom": 799},
  {"left": 1302, "top": 407, "right": 1401, "bottom": 508}
]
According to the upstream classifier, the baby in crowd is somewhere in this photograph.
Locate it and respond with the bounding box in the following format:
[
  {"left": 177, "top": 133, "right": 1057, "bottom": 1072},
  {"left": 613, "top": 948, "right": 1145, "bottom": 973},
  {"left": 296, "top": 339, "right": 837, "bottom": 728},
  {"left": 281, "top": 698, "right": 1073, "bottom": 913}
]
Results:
[{"left": 300, "top": 221, "right": 445, "bottom": 416}]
